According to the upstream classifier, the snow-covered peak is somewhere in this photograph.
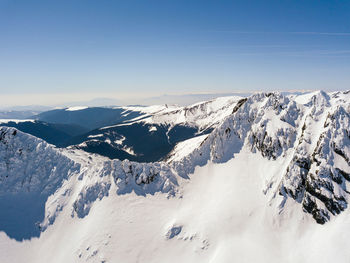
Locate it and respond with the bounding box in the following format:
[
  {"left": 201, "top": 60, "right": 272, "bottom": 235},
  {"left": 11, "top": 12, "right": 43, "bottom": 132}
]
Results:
[
  {"left": 0, "top": 126, "right": 78, "bottom": 195},
  {"left": 168, "top": 91, "right": 350, "bottom": 223}
]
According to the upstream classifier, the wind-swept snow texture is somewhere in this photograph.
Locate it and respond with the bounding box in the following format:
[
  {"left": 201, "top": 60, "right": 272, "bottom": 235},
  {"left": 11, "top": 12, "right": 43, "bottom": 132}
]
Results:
[{"left": 0, "top": 90, "right": 350, "bottom": 263}]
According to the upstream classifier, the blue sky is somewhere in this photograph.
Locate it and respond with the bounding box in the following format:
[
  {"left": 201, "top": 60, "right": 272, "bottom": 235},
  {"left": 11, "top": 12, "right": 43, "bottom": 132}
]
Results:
[{"left": 0, "top": 0, "right": 349, "bottom": 105}]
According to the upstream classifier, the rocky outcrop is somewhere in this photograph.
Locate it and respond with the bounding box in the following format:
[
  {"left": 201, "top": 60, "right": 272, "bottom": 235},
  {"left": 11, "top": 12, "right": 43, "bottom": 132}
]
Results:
[
  {"left": 276, "top": 93, "right": 350, "bottom": 223},
  {"left": 170, "top": 91, "right": 350, "bottom": 224}
]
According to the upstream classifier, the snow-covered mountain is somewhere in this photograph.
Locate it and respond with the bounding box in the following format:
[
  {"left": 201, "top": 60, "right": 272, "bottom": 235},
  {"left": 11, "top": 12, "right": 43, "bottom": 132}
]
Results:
[
  {"left": 1, "top": 90, "right": 350, "bottom": 263},
  {"left": 64, "top": 96, "right": 244, "bottom": 161},
  {"left": 3, "top": 97, "right": 243, "bottom": 162},
  {"left": 168, "top": 91, "right": 350, "bottom": 224}
]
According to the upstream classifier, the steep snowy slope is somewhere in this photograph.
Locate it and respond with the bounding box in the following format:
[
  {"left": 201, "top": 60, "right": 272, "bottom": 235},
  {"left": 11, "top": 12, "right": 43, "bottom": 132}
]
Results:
[
  {"left": 1, "top": 132, "right": 350, "bottom": 263},
  {"left": 0, "top": 127, "right": 178, "bottom": 239},
  {"left": 0, "top": 127, "right": 80, "bottom": 240},
  {"left": 0, "top": 90, "right": 350, "bottom": 263},
  {"left": 167, "top": 90, "right": 350, "bottom": 223}
]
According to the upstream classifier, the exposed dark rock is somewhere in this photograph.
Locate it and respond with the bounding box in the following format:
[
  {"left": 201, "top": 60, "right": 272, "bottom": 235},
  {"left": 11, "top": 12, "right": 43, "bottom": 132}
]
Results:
[{"left": 232, "top": 98, "right": 247, "bottom": 114}]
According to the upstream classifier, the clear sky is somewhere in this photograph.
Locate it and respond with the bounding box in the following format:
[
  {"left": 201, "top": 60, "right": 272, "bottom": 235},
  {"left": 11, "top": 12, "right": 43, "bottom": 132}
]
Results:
[{"left": 0, "top": 0, "right": 349, "bottom": 105}]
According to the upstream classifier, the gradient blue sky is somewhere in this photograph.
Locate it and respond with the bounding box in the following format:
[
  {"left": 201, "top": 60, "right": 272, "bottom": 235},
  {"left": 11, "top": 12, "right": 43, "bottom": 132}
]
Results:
[{"left": 0, "top": 0, "right": 349, "bottom": 105}]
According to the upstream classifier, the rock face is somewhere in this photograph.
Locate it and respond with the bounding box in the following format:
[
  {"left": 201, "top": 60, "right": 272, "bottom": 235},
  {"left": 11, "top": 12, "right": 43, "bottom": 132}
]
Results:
[{"left": 280, "top": 101, "right": 350, "bottom": 223}]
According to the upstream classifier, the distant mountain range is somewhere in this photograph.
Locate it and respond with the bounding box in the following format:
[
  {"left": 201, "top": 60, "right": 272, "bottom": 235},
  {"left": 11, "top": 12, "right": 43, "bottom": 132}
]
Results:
[{"left": 0, "top": 96, "right": 242, "bottom": 161}]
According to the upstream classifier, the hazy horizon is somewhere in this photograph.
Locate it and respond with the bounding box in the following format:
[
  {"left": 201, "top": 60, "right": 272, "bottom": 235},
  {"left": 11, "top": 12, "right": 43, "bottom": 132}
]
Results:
[{"left": 0, "top": 89, "right": 322, "bottom": 109}]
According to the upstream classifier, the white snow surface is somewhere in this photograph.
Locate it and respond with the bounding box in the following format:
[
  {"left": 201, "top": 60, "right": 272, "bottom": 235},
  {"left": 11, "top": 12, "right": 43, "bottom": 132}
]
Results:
[
  {"left": 149, "top": 126, "right": 157, "bottom": 132},
  {"left": 65, "top": 106, "right": 89, "bottom": 111},
  {"left": 87, "top": 134, "right": 104, "bottom": 139},
  {"left": 0, "top": 90, "right": 350, "bottom": 263},
  {"left": 0, "top": 119, "right": 35, "bottom": 124},
  {"left": 140, "top": 95, "right": 244, "bottom": 131}
]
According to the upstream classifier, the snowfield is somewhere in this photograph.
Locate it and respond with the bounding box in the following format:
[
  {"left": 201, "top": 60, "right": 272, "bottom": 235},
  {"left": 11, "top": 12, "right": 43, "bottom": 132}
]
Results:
[{"left": 0, "top": 90, "right": 350, "bottom": 263}]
